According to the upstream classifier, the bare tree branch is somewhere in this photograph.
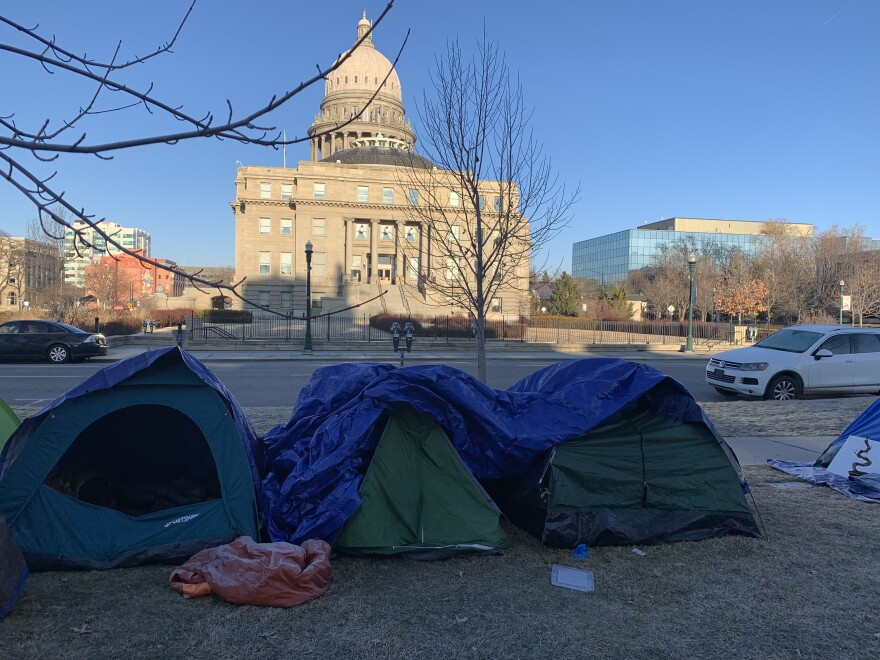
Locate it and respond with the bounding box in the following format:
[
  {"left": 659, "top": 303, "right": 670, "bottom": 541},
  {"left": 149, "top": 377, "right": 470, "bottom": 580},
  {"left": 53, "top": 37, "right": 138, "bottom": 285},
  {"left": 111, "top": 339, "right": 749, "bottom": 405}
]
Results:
[{"left": 1, "top": 1, "right": 403, "bottom": 315}]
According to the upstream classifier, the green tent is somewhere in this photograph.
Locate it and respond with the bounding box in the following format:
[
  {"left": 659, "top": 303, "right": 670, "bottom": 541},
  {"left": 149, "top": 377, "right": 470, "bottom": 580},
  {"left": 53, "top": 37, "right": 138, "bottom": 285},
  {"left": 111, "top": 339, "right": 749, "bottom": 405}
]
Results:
[
  {"left": 334, "top": 408, "right": 509, "bottom": 559},
  {"left": 0, "top": 398, "right": 20, "bottom": 453},
  {"left": 486, "top": 406, "right": 759, "bottom": 546},
  {"left": 0, "top": 348, "right": 260, "bottom": 570}
]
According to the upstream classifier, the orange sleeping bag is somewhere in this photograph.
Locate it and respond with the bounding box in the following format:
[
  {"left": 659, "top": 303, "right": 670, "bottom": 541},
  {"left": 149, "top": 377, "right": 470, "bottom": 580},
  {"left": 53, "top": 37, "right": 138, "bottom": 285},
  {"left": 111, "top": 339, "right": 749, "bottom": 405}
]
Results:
[{"left": 169, "top": 536, "right": 331, "bottom": 607}]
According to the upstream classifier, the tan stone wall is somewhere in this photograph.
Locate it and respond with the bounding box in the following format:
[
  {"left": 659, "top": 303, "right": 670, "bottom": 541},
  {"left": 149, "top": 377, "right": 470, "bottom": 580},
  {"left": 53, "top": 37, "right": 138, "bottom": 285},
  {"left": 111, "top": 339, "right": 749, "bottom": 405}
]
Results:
[
  {"left": 231, "top": 162, "right": 531, "bottom": 319},
  {"left": 0, "top": 237, "right": 63, "bottom": 312}
]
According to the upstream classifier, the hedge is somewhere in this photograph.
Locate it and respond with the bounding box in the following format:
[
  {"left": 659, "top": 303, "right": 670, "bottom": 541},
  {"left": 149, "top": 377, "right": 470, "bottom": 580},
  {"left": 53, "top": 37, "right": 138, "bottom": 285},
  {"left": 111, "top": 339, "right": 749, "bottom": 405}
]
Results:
[{"left": 202, "top": 309, "right": 253, "bottom": 323}]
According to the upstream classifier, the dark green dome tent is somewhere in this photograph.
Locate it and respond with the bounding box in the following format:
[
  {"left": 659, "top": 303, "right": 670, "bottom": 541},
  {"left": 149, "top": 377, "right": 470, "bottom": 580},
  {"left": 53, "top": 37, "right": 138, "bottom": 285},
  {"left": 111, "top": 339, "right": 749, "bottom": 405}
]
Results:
[
  {"left": 483, "top": 387, "right": 757, "bottom": 546},
  {"left": 0, "top": 347, "right": 260, "bottom": 570}
]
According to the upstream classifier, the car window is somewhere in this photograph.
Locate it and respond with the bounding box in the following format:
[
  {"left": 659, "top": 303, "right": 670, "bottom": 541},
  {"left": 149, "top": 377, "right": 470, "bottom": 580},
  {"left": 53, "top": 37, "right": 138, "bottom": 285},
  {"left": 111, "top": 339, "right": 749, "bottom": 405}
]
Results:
[
  {"left": 756, "top": 329, "right": 823, "bottom": 353},
  {"left": 817, "top": 334, "right": 852, "bottom": 355},
  {"left": 854, "top": 334, "right": 880, "bottom": 354},
  {"left": 21, "top": 322, "right": 46, "bottom": 334},
  {"left": 45, "top": 324, "right": 67, "bottom": 334},
  {"left": 0, "top": 322, "right": 21, "bottom": 335}
]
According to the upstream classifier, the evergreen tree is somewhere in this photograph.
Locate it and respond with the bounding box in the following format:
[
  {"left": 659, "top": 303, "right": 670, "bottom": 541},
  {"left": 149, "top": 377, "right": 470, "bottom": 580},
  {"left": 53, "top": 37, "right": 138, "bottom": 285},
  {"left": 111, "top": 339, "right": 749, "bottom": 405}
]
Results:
[{"left": 548, "top": 272, "right": 581, "bottom": 316}]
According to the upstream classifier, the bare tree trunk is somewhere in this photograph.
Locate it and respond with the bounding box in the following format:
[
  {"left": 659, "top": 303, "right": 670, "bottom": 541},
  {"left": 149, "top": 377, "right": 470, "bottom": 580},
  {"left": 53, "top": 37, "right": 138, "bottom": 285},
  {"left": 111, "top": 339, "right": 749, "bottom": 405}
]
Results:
[{"left": 397, "top": 29, "right": 578, "bottom": 382}]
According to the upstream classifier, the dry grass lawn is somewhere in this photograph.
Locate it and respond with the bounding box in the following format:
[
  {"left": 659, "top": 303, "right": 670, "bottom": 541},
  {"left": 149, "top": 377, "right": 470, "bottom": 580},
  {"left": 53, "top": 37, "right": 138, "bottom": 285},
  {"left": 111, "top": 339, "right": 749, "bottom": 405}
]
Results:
[{"left": 2, "top": 466, "right": 879, "bottom": 659}]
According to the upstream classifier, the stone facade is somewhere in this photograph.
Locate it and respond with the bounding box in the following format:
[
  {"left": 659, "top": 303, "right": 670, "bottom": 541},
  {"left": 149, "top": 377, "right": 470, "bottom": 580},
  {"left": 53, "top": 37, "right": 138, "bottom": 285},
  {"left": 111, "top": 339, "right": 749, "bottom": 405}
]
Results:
[
  {"left": 231, "top": 14, "right": 530, "bottom": 320},
  {"left": 0, "top": 237, "right": 62, "bottom": 312}
]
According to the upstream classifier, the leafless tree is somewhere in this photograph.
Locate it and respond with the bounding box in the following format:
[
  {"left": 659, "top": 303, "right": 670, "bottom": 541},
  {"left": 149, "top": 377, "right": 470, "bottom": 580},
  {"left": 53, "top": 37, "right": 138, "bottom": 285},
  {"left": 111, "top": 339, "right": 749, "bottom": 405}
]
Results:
[
  {"left": 754, "top": 219, "right": 813, "bottom": 323},
  {"left": 0, "top": 1, "right": 404, "bottom": 314},
  {"left": 399, "top": 31, "right": 578, "bottom": 381},
  {"left": 808, "top": 226, "right": 874, "bottom": 319},
  {"left": 824, "top": 228, "right": 880, "bottom": 325}
]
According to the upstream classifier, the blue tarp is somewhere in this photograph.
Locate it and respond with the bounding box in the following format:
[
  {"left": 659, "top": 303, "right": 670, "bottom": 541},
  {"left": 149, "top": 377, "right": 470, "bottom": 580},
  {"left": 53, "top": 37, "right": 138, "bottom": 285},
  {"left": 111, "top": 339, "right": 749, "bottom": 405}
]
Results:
[
  {"left": 769, "top": 396, "right": 880, "bottom": 502},
  {"left": 261, "top": 358, "right": 741, "bottom": 544}
]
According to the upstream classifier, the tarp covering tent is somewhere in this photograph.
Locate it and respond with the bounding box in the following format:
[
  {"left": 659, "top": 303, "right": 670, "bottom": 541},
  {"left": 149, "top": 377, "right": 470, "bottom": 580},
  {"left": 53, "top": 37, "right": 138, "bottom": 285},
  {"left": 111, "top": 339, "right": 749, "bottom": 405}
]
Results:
[
  {"left": 261, "top": 359, "right": 758, "bottom": 549},
  {"left": 334, "top": 407, "right": 509, "bottom": 558},
  {"left": 0, "top": 347, "right": 261, "bottom": 570},
  {"left": 769, "top": 397, "right": 880, "bottom": 502},
  {"left": 0, "top": 398, "right": 20, "bottom": 452},
  {"left": 0, "top": 514, "right": 27, "bottom": 619}
]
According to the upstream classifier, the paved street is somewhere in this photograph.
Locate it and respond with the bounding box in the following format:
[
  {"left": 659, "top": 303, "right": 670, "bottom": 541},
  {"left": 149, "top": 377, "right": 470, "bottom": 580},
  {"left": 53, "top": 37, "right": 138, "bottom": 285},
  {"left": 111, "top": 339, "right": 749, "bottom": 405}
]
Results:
[{"left": 0, "top": 343, "right": 846, "bottom": 466}]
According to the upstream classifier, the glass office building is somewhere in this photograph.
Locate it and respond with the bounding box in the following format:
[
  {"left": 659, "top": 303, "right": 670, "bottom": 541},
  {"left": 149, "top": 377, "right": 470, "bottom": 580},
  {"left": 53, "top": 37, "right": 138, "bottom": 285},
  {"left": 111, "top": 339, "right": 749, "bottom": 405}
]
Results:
[{"left": 572, "top": 218, "right": 814, "bottom": 284}]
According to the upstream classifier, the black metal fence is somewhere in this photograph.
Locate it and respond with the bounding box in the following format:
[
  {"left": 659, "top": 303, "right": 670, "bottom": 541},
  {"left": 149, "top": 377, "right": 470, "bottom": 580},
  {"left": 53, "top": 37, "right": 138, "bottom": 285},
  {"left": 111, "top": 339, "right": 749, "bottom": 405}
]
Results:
[{"left": 188, "top": 313, "right": 743, "bottom": 346}]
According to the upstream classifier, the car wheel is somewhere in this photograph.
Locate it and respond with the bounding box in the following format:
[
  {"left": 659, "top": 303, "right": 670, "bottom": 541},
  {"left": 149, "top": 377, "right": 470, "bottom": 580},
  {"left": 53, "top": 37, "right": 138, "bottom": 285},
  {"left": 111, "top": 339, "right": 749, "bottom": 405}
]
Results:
[
  {"left": 765, "top": 374, "right": 801, "bottom": 401},
  {"left": 714, "top": 387, "right": 739, "bottom": 397},
  {"left": 47, "top": 344, "right": 70, "bottom": 364}
]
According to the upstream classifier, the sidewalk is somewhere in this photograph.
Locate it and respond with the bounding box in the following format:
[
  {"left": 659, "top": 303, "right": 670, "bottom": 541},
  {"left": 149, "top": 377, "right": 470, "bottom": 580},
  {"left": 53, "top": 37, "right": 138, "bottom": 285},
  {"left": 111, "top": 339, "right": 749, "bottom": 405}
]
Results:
[
  {"left": 724, "top": 436, "right": 833, "bottom": 466},
  {"left": 97, "top": 340, "right": 720, "bottom": 364}
]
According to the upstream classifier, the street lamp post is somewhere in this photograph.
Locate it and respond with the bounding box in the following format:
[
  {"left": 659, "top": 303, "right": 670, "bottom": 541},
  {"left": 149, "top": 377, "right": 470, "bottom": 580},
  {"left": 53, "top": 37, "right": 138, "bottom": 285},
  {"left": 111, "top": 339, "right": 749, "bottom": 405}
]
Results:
[
  {"left": 686, "top": 253, "right": 696, "bottom": 352},
  {"left": 839, "top": 280, "right": 845, "bottom": 326},
  {"left": 304, "top": 241, "right": 313, "bottom": 351}
]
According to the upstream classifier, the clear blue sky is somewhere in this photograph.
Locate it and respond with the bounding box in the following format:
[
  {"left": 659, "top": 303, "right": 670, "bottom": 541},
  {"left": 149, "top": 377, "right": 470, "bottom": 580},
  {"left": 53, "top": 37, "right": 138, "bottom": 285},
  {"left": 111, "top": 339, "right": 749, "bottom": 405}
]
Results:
[{"left": 2, "top": 1, "right": 877, "bottom": 271}]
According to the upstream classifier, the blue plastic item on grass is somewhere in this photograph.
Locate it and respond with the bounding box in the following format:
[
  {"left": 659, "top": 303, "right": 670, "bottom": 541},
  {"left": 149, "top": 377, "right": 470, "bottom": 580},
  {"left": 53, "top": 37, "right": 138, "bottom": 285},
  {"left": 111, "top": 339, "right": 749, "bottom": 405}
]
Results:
[{"left": 572, "top": 544, "right": 589, "bottom": 558}]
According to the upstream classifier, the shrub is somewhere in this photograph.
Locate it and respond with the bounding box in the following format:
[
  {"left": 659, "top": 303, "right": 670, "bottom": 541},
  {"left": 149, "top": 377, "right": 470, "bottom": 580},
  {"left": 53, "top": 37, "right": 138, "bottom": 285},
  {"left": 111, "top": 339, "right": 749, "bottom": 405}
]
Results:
[
  {"left": 203, "top": 309, "right": 253, "bottom": 323},
  {"left": 151, "top": 309, "right": 193, "bottom": 328},
  {"left": 99, "top": 317, "right": 143, "bottom": 336}
]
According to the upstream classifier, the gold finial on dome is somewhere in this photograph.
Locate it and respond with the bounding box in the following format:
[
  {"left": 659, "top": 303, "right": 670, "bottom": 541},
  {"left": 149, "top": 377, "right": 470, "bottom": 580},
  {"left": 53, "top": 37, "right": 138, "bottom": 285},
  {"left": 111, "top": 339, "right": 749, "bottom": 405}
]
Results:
[{"left": 357, "top": 11, "right": 373, "bottom": 44}]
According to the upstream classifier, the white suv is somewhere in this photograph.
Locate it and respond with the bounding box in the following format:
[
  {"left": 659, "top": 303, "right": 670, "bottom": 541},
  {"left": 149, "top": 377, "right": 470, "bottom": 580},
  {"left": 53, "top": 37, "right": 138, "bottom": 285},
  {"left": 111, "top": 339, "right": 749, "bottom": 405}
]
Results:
[{"left": 706, "top": 325, "right": 880, "bottom": 400}]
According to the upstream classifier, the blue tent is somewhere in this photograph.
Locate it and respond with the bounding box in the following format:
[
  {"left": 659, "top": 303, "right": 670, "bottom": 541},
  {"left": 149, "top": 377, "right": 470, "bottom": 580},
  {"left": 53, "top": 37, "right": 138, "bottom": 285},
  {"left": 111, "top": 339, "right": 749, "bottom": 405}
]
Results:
[
  {"left": 0, "top": 347, "right": 262, "bottom": 569},
  {"left": 0, "top": 513, "right": 27, "bottom": 619},
  {"left": 261, "top": 358, "right": 758, "bottom": 547},
  {"left": 769, "top": 397, "right": 880, "bottom": 502}
]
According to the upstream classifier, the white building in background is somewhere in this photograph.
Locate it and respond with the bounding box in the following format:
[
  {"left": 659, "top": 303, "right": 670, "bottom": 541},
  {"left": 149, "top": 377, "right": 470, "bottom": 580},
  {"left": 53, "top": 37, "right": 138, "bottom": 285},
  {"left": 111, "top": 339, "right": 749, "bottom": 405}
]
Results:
[{"left": 63, "top": 220, "right": 151, "bottom": 288}]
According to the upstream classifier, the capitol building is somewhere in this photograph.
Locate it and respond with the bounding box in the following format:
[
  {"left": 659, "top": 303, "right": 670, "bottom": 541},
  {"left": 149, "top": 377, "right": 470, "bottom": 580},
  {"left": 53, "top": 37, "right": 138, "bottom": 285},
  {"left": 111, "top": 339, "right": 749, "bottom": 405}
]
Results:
[{"left": 231, "top": 13, "right": 530, "bottom": 319}]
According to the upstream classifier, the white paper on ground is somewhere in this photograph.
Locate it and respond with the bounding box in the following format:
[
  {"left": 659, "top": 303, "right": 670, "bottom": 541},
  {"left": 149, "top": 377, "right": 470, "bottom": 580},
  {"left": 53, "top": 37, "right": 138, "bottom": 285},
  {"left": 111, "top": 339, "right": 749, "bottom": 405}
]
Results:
[
  {"left": 551, "top": 564, "right": 594, "bottom": 592},
  {"left": 827, "top": 435, "right": 878, "bottom": 478}
]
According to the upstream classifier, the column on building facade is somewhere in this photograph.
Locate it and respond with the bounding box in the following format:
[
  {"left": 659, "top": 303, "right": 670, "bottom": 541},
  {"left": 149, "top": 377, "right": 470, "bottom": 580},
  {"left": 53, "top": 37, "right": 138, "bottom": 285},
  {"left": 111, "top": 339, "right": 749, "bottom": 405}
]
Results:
[
  {"left": 398, "top": 220, "right": 409, "bottom": 285},
  {"left": 370, "top": 219, "right": 379, "bottom": 285},
  {"left": 425, "top": 224, "right": 433, "bottom": 283},
  {"left": 343, "top": 218, "right": 353, "bottom": 283},
  {"left": 310, "top": 138, "right": 316, "bottom": 161},
  {"left": 419, "top": 221, "right": 428, "bottom": 288}
]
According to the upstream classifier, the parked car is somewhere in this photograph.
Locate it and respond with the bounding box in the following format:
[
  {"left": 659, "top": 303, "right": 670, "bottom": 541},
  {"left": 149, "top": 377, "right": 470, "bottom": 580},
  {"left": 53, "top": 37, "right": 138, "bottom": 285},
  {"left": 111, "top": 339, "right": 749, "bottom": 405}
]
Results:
[
  {"left": 706, "top": 324, "right": 880, "bottom": 400},
  {"left": 0, "top": 320, "right": 108, "bottom": 364}
]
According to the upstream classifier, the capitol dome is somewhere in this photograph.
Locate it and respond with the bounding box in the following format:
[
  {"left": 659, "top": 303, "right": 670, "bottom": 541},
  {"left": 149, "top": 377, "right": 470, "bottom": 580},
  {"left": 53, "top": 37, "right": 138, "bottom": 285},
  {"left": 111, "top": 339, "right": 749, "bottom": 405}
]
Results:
[
  {"left": 323, "top": 12, "right": 402, "bottom": 103},
  {"left": 308, "top": 13, "right": 416, "bottom": 162}
]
